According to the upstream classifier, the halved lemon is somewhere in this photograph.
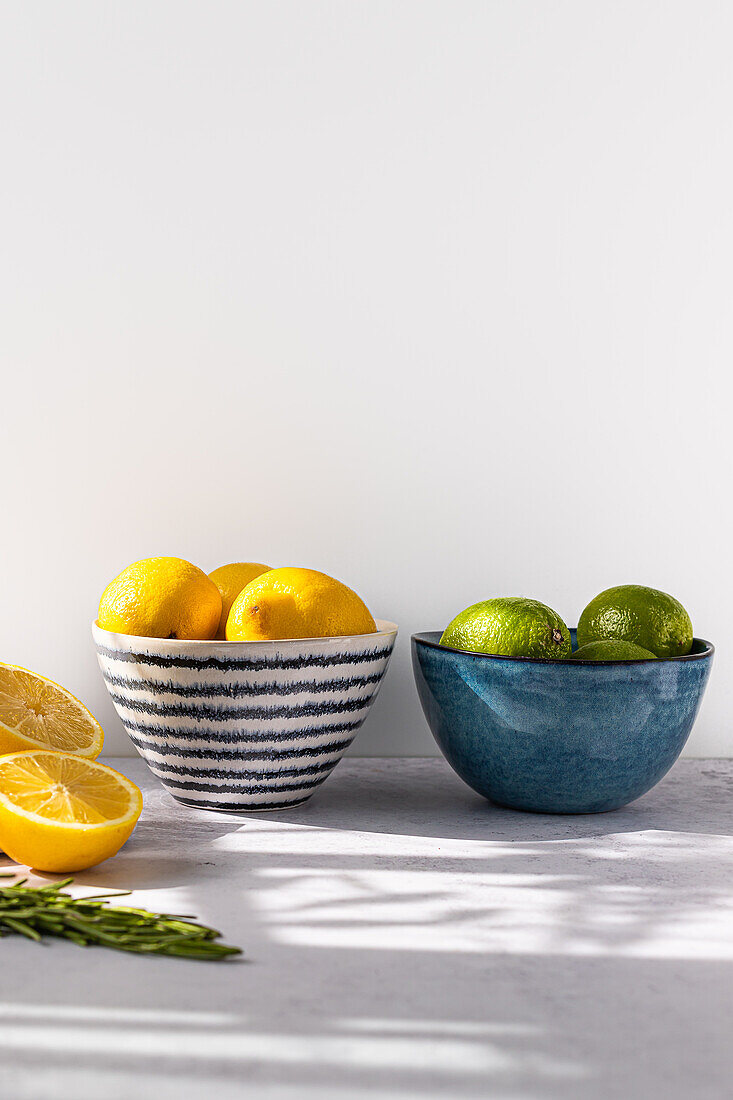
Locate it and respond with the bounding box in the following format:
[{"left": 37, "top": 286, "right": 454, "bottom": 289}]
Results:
[
  {"left": 0, "top": 751, "right": 143, "bottom": 871},
  {"left": 0, "top": 664, "right": 104, "bottom": 758}
]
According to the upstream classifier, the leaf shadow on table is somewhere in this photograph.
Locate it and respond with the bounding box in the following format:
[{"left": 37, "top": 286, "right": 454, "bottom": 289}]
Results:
[
  {"left": 3, "top": 944, "right": 730, "bottom": 1100},
  {"left": 2, "top": 760, "right": 733, "bottom": 1099},
  {"left": 1, "top": 920, "right": 732, "bottom": 1100}
]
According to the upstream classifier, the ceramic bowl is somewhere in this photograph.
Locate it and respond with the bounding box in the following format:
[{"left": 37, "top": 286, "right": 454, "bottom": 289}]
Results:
[
  {"left": 411, "top": 629, "right": 713, "bottom": 813},
  {"left": 93, "top": 620, "right": 397, "bottom": 811}
]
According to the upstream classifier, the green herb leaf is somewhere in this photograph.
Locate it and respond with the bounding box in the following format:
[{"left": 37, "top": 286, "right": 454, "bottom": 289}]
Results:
[{"left": 0, "top": 877, "right": 242, "bottom": 961}]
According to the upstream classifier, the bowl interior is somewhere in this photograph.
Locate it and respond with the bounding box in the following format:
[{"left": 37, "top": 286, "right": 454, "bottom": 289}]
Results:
[
  {"left": 412, "top": 629, "right": 713, "bottom": 664},
  {"left": 93, "top": 619, "right": 398, "bottom": 653}
]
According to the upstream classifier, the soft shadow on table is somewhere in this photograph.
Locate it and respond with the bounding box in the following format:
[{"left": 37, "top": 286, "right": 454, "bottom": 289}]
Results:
[
  {"left": 6, "top": 759, "right": 732, "bottom": 893},
  {"left": 21, "top": 757, "right": 732, "bottom": 892},
  {"left": 246, "top": 757, "right": 733, "bottom": 843}
]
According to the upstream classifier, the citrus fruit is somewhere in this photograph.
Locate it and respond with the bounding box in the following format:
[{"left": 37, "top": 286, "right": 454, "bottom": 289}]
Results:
[
  {"left": 98, "top": 557, "right": 222, "bottom": 640},
  {"left": 208, "top": 562, "right": 271, "bottom": 639},
  {"left": 0, "top": 751, "right": 142, "bottom": 872},
  {"left": 440, "top": 597, "right": 572, "bottom": 659},
  {"left": 577, "top": 585, "right": 693, "bottom": 658},
  {"left": 226, "top": 567, "right": 376, "bottom": 641},
  {"left": 0, "top": 665, "right": 103, "bottom": 758},
  {"left": 572, "top": 639, "right": 656, "bottom": 661}
]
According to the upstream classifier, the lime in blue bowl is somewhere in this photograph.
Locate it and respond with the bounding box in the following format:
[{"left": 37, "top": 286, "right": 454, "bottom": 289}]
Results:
[{"left": 411, "top": 629, "right": 714, "bottom": 813}]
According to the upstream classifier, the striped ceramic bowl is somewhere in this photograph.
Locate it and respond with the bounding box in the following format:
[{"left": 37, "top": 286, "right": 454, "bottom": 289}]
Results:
[{"left": 92, "top": 620, "right": 397, "bottom": 811}]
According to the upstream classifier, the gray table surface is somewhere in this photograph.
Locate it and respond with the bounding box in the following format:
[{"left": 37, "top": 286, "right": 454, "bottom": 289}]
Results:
[{"left": 2, "top": 756, "right": 733, "bottom": 1100}]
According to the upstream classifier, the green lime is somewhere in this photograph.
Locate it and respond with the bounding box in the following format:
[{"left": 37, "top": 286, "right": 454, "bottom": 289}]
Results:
[
  {"left": 440, "top": 597, "right": 571, "bottom": 660},
  {"left": 577, "top": 584, "right": 693, "bottom": 658},
  {"left": 572, "top": 639, "right": 657, "bottom": 661}
]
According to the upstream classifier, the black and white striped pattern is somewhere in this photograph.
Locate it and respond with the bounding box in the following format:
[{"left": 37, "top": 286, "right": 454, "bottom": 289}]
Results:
[{"left": 93, "top": 620, "right": 397, "bottom": 811}]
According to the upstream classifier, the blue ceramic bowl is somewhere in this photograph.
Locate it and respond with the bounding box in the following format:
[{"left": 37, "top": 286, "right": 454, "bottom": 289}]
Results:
[{"left": 412, "top": 629, "right": 714, "bottom": 813}]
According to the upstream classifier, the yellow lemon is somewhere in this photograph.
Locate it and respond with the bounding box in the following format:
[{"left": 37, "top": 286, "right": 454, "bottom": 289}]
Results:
[
  {"left": 0, "top": 751, "right": 142, "bottom": 872},
  {"left": 226, "top": 567, "right": 376, "bottom": 641},
  {"left": 98, "top": 557, "right": 222, "bottom": 640},
  {"left": 208, "top": 562, "right": 271, "bottom": 640},
  {"left": 0, "top": 664, "right": 104, "bottom": 758}
]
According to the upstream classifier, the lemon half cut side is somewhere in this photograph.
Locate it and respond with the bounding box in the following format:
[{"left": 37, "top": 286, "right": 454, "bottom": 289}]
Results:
[
  {"left": 0, "top": 751, "right": 143, "bottom": 872},
  {"left": 0, "top": 664, "right": 104, "bottom": 758}
]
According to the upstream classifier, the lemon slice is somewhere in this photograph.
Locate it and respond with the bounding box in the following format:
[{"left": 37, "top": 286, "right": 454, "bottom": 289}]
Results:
[
  {"left": 0, "top": 664, "right": 103, "bottom": 758},
  {"left": 0, "top": 751, "right": 143, "bottom": 872}
]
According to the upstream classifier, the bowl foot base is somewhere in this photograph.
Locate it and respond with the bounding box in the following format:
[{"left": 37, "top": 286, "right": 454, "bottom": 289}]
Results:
[
  {"left": 488, "top": 796, "right": 629, "bottom": 815},
  {"left": 170, "top": 793, "right": 314, "bottom": 813}
]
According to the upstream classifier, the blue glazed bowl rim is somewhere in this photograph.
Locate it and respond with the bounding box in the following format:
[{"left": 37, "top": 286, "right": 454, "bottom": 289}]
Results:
[{"left": 412, "top": 630, "right": 714, "bottom": 665}]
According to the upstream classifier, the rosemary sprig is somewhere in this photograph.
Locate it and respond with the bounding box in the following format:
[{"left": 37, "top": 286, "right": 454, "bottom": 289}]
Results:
[{"left": 0, "top": 875, "right": 242, "bottom": 960}]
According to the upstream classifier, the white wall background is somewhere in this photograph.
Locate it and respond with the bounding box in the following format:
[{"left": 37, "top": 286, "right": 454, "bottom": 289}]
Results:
[{"left": 1, "top": 1, "right": 730, "bottom": 757}]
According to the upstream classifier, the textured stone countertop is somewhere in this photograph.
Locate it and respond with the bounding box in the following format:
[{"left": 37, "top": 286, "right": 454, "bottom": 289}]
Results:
[{"left": 2, "top": 757, "right": 733, "bottom": 1100}]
